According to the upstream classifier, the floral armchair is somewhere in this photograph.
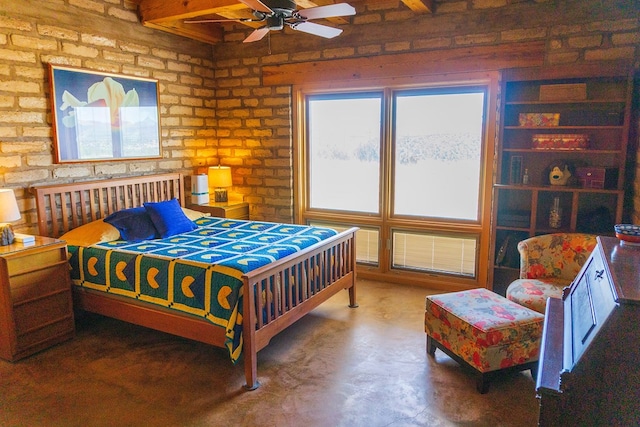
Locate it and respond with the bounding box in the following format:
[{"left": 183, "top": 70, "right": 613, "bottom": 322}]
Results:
[{"left": 506, "top": 233, "right": 598, "bottom": 313}]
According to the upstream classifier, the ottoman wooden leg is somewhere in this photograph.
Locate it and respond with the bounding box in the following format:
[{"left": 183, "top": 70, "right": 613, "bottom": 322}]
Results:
[
  {"left": 476, "top": 374, "right": 489, "bottom": 394},
  {"left": 426, "top": 334, "right": 436, "bottom": 356}
]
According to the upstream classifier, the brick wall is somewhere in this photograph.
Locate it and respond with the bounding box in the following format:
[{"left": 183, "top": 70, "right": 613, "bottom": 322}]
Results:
[
  {"left": 0, "top": 0, "right": 214, "bottom": 233},
  {"left": 213, "top": 0, "right": 639, "bottom": 223},
  {"left": 0, "top": 0, "right": 638, "bottom": 231}
]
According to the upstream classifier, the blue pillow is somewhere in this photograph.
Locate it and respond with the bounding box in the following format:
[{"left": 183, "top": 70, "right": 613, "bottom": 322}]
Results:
[
  {"left": 104, "top": 207, "right": 159, "bottom": 241},
  {"left": 144, "top": 199, "right": 197, "bottom": 238}
]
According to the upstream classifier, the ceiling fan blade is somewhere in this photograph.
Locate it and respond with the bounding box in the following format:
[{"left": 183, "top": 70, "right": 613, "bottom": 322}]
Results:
[
  {"left": 239, "top": 0, "right": 273, "bottom": 14},
  {"left": 243, "top": 27, "right": 270, "bottom": 43},
  {"left": 290, "top": 21, "right": 343, "bottom": 39},
  {"left": 297, "top": 3, "right": 356, "bottom": 20}
]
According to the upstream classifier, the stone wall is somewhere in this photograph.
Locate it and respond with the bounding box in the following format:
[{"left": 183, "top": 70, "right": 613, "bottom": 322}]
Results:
[
  {"left": 0, "top": 0, "right": 214, "bottom": 233},
  {"left": 213, "top": 0, "right": 640, "bottom": 223},
  {"left": 0, "top": 0, "right": 638, "bottom": 232}
]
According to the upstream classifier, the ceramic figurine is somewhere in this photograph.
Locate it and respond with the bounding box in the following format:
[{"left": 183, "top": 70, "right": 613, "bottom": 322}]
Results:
[
  {"left": 0, "top": 225, "right": 14, "bottom": 245},
  {"left": 548, "top": 163, "right": 573, "bottom": 186}
]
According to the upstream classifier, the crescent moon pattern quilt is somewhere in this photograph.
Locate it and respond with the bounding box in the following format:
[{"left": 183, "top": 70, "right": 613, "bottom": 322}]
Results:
[{"left": 66, "top": 217, "right": 338, "bottom": 363}]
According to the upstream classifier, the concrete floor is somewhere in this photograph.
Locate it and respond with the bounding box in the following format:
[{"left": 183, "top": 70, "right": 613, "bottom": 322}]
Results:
[{"left": 0, "top": 280, "right": 540, "bottom": 427}]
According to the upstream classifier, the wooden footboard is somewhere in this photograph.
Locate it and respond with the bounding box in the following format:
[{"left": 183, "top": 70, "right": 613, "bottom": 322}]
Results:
[
  {"left": 242, "top": 226, "right": 358, "bottom": 389},
  {"left": 32, "top": 173, "right": 358, "bottom": 390}
]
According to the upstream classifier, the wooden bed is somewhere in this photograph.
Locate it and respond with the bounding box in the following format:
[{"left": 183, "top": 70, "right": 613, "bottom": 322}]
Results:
[{"left": 33, "top": 173, "right": 358, "bottom": 390}]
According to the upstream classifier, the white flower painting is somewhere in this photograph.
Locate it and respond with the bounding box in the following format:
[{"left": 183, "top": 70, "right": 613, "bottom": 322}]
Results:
[{"left": 50, "top": 66, "right": 161, "bottom": 163}]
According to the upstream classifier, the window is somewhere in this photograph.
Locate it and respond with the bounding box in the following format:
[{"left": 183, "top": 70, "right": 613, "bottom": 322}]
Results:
[
  {"left": 393, "top": 89, "right": 485, "bottom": 221},
  {"left": 296, "top": 73, "right": 497, "bottom": 288},
  {"left": 307, "top": 93, "right": 382, "bottom": 214}
]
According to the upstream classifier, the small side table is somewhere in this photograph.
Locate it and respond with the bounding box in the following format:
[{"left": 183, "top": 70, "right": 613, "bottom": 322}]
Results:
[
  {"left": 0, "top": 236, "right": 75, "bottom": 361},
  {"left": 188, "top": 201, "right": 249, "bottom": 220}
]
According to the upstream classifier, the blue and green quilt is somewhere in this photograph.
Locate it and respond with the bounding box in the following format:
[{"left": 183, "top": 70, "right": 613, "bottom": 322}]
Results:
[{"left": 67, "top": 217, "right": 338, "bottom": 363}]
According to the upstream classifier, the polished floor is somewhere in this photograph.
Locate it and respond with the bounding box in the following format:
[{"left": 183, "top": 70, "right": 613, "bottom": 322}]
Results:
[{"left": 0, "top": 280, "right": 539, "bottom": 426}]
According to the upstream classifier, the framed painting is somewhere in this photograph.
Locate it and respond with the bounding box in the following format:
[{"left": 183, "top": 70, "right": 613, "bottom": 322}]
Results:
[{"left": 49, "top": 65, "right": 162, "bottom": 163}]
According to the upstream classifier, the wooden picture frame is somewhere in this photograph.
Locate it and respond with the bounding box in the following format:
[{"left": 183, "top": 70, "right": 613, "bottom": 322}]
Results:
[{"left": 49, "top": 65, "right": 162, "bottom": 163}]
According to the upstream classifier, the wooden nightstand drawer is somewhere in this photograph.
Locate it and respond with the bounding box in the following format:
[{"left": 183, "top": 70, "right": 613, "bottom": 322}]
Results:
[
  {"left": 9, "top": 262, "right": 70, "bottom": 304},
  {"left": 14, "top": 290, "right": 72, "bottom": 335},
  {"left": 14, "top": 316, "right": 74, "bottom": 358},
  {"left": 5, "top": 248, "right": 65, "bottom": 276},
  {"left": 188, "top": 201, "right": 249, "bottom": 220}
]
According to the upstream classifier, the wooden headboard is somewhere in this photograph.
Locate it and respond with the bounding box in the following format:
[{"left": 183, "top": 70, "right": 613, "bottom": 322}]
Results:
[{"left": 33, "top": 173, "right": 184, "bottom": 238}]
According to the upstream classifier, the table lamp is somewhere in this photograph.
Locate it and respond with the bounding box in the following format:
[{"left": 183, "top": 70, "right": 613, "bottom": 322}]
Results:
[
  {"left": 0, "top": 189, "right": 20, "bottom": 245},
  {"left": 208, "top": 166, "right": 232, "bottom": 202}
]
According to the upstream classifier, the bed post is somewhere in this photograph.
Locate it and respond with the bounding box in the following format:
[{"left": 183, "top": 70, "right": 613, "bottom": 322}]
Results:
[
  {"left": 242, "top": 278, "right": 259, "bottom": 390},
  {"left": 348, "top": 229, "right": 358, "bottom": 308}
]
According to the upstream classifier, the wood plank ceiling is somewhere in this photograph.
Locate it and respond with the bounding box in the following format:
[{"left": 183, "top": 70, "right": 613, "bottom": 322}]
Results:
[{"left": 136, "top": 0, "right": 433, "bottom": 44}]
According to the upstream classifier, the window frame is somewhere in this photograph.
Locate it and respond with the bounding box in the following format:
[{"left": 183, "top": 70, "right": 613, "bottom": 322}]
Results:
[
  {"left": 390, "top": 85, "right": 488, "bottom": 222},
  {"left": 293, "top": 71, "right": 499, "bottom": 290}
]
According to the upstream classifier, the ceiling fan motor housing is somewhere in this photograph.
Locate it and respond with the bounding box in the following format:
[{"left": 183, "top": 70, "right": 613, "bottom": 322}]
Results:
[
  {"left": 266, "top": 15, "right": 284, "bottom": 30},
  {"left": 263, "top": 0, "right": 297, "bottom": 17},
  {"left": 239, "top": 0, "right": 355, "bottom": 42}
]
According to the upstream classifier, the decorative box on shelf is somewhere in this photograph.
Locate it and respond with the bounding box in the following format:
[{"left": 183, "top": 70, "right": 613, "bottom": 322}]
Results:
[
  {"left": 518, "top": 113, "right": 560, "bottom": 127},
  {"left": 497, "top": 210, "right": 531, "bottom": 228},
  {"left": 539, "top": 83, "right": 587, "bottom": 101},
  {"left": 532, "top": 134, "right": 589, "bottom": 150},
  {"left": 575, "top": 167, "right": 618, "bottom": 189}
]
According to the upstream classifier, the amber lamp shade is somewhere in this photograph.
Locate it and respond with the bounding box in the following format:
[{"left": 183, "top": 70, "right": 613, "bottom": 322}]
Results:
[{"left": 208, "top": 166, "right": 232, "bottom": 203}]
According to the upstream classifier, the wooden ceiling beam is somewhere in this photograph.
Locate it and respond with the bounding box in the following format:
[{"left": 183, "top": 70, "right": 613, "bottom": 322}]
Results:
[
  {"left": 137, "top": 0, "right": 417, "bottom": 44},
  {"left": 294, "top": 0, "right": 323, "bottom": 7},
  {"left": 143, "top": 20, "right": 225, "bottom": 44},
  {"left": 262, "top": 41, "right": 545, "bottom": 86},
  {"left": 401, "top": 0, "right": 433, "bottom": 13},
  {"left": 139, "top": 0, "right": 247, "bottom": 24}
]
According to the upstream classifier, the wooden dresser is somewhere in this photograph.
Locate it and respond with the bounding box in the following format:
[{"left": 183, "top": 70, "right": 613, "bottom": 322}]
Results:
[
  {"left": 0, "top": 237, "right": 74, "bottom": 361},
  {"left": 536, "top": 236, "right": 640, "bottom": 426}
]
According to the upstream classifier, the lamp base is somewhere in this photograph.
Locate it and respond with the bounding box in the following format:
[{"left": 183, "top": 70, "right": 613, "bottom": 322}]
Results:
[
  {"left": 0, "top": 224, "right": 15, "bottom": 246},
  {"left": 214, "top": 188, "right": 228, "bottom": 203}
]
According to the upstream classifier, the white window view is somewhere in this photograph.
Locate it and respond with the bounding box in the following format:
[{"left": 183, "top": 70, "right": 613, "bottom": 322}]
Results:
[
  {"left": 307, "top": 94, "right": 382, "bottom": 214},
  {"left": 303, "top": 84, "right": 489, "bottom": 280},
  {"left": 393, "top": 90, "right": 485, "bottom": 221}
]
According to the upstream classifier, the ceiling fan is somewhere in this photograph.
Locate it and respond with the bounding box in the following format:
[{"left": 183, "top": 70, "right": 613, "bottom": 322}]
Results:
[{"left": 185, "top": 0, "right": 356, "bottom": 43}]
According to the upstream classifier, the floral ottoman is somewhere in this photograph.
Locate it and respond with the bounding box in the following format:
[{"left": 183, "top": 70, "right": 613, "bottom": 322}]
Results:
[{"left": 425, "top": 288, "right": 544, "bottom": 393}]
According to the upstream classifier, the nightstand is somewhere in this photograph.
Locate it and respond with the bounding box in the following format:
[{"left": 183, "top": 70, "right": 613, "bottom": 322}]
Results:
[
  {"left": 188, "top": 201, "right": 249, "bottom": 220},
  {"left": 0, "top": 236, "right": 74, "bottom": 361}
]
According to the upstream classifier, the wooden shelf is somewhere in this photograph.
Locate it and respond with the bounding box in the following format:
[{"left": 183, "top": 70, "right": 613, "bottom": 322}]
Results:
[
  {"left": 493, "top": 184, "right": 622, "bottom": 193},
  {"left": 504, "top": 125, "right": 624, "bottom": 130},
  {"left": 502, "top": 148, "right": 621, "bottom": 154},
  {"left": 489, "top": 67, "right": 633, "bottom": 289},
  {"left": 506, "top": 99, "right": 626, "bottom": 105}
]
